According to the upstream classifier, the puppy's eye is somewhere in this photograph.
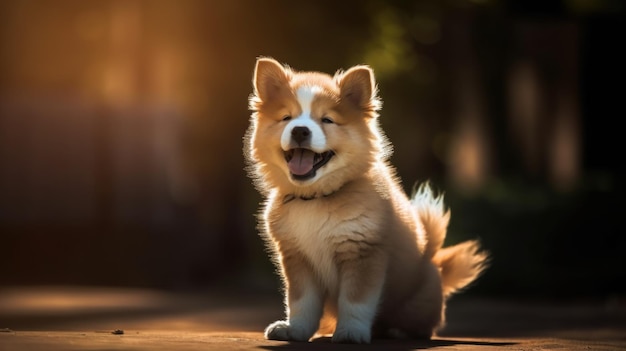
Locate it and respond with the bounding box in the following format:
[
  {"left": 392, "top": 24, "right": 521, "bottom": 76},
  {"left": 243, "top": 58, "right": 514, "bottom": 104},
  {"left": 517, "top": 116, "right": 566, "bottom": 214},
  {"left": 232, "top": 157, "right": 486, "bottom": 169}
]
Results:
[
  {"left": 282, "top": 115, "right": 292, "bottom": 121},
  {"left": 321, "top": 117, "right": 334, "bottom": 124}
]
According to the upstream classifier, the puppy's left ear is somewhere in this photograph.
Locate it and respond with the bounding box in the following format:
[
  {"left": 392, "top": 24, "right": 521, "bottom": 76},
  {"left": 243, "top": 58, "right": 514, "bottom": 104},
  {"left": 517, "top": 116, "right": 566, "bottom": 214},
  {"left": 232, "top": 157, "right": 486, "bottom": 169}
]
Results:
[{"left": 337, "top": 65, "right": 380, "bottom": 111}]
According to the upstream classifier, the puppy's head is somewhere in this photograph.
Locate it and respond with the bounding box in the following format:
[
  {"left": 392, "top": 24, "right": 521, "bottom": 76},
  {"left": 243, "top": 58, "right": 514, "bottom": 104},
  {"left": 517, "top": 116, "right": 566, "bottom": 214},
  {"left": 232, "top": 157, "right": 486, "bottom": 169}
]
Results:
[{"left": 246, "top": 57, "right": 387, "bottom": 197}]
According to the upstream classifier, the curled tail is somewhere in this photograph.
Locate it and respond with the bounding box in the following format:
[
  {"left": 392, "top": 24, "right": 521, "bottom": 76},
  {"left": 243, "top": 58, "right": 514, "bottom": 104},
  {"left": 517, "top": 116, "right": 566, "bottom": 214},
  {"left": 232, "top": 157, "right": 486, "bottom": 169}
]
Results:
[{"left": 411, "top": 183, "right": 489, "bottom": 297}]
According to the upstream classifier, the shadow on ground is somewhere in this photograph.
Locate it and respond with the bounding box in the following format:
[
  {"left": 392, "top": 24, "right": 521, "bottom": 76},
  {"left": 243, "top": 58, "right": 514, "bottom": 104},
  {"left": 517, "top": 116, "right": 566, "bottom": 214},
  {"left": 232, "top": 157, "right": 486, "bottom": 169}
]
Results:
[{"left": 258, "top": 337, "right": 517, "bottom": 351}]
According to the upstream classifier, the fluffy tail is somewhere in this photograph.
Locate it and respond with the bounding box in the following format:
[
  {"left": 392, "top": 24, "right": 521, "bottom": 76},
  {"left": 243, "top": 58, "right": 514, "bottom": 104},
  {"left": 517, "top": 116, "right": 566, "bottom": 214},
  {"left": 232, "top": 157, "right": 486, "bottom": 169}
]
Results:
[
  {"left": 411, "top": 183, "right": 489, "bottom": 297},
  {"left": 432, "top": 240, "right": 488, "bottom": 297},
  {"left": 411, "top": 183, "right": 449, "bottom": 260}
]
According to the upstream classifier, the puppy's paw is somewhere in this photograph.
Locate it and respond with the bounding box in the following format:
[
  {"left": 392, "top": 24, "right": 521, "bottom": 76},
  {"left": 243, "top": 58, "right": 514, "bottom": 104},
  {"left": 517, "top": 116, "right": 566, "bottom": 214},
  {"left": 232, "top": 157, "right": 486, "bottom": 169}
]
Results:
[
  {"left": 332, "top": 325, "right": 371, "bottom": 344},
  {"left": 264, "top": 320, "right": 311, "bottom": 342}
]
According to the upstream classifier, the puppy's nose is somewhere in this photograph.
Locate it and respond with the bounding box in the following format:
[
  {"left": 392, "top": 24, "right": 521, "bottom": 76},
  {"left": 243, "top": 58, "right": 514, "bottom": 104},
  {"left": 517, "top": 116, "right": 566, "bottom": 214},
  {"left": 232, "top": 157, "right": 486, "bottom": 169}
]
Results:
[{"left": 291, "top": 126, "right": 311, "bottom": 145}]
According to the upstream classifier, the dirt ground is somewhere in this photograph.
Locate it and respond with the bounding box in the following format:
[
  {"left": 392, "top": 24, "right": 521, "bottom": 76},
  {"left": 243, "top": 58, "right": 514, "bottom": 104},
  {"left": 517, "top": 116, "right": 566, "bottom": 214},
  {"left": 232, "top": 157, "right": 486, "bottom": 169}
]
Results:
[{"left": 1, "top": 286, "right": 625, "bottom": 350}]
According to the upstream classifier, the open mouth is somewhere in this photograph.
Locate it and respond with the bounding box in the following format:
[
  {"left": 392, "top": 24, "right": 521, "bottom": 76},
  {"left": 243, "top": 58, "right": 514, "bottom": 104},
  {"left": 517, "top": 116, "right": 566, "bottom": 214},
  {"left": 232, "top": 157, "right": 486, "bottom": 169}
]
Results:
[{"left": 284, "top": 148, "right": 335, "bottom": 181}]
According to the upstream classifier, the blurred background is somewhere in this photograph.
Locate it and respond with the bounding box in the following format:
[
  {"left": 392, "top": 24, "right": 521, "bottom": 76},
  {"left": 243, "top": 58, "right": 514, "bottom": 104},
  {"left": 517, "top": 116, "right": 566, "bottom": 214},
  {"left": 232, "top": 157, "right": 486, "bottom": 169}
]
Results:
[{"left": 0, "top": 0, "right": 624, "bottom": 300}]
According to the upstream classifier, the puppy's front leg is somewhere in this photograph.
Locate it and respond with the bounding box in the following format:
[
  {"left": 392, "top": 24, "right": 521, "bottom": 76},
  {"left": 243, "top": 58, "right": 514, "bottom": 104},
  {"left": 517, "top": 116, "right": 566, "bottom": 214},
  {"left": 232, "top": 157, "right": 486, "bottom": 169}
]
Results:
[
  {"left": 265, "top": 249, "right": 323, "bottom": 342},
  {"left": 332, "top": 245, "right": 387, "bottom": 344}
]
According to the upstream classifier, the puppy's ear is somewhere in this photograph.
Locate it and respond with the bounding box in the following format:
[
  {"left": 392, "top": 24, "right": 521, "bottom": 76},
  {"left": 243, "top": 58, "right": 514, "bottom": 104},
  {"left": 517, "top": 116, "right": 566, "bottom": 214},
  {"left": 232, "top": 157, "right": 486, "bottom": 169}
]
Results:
[
  {"left": 337, "top": 65, "right": 379, "bottom": 111},
  {"left": 253, "top": 58, "right": 291, "bottom": 102}
]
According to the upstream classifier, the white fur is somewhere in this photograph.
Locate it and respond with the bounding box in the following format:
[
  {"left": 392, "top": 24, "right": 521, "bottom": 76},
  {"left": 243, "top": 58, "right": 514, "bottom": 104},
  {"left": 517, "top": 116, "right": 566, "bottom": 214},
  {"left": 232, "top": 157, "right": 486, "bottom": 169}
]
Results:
[
  {"left": 280, "top": 86, "right": 326, "bottom": 152},
  {"left": 265, "top": 285, "right": 323, "bottom": 341},
  {"left": 287, "top": 287, "right": 324, "bottom": 336},
  {"left": 333, "top": 287, "right": 383, "bottom": 343}
]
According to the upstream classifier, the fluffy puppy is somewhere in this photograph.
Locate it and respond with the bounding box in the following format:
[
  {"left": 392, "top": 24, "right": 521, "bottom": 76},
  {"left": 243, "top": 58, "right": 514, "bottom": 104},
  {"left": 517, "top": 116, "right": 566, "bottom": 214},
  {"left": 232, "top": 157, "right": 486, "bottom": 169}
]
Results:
[{"left": 244, "top": 57, "right": 488, "bottom": 344}]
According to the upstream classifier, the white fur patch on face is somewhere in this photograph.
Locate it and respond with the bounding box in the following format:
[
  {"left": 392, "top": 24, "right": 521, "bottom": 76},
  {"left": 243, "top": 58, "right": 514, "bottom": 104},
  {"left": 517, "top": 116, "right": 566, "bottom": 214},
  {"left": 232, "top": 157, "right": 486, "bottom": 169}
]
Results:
[{"left": 280, "top": 86, "right": 327, "bottom": 152}]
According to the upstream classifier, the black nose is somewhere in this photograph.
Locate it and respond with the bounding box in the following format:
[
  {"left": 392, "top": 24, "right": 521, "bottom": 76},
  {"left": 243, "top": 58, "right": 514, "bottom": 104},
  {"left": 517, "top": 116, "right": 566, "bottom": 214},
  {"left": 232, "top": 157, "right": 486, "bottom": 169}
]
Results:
[{"left": 291, "top": 126, "right": 311, "bottom": 144}]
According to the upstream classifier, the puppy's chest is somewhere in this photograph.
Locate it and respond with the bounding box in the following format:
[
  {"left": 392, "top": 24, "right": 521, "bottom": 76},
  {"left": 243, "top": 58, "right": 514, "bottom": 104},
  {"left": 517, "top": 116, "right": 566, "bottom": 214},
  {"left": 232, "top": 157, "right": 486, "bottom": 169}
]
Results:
[
  {"left": 282, "top": 205, "right": 337, "bottom": 260},
  {"left": 272, "top": 201, "right": 379, "bottom": 286}
]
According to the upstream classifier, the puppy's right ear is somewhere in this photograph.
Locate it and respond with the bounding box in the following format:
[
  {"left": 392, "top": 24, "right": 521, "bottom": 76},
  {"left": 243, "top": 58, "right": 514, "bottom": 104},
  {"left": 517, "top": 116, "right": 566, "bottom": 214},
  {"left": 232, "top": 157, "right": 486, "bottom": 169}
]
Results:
[{"left": 253, "top": 58, "right": 291, "bottom": 102}]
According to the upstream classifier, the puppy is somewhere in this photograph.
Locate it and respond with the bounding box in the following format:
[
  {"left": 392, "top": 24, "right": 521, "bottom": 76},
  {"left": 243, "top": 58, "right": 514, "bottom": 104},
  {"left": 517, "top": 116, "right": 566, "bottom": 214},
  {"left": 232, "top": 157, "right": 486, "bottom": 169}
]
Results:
[{"left": 244, "top": 57, "right": 488, "bottom": 343}]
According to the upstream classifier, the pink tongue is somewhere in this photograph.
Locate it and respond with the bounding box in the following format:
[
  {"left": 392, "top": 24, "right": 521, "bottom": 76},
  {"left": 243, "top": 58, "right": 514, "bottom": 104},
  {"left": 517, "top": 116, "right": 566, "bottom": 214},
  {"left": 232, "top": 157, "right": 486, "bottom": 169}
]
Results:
[{"left": 288, "top": 149, "right": 315, "bottom": 176}]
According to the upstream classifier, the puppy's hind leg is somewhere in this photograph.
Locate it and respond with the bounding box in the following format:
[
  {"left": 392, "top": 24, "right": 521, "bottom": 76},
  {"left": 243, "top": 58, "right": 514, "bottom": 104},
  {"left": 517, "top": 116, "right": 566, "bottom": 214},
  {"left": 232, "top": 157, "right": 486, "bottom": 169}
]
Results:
[{"left": 387, "top": 263, "right": 444, "bottom": 339}]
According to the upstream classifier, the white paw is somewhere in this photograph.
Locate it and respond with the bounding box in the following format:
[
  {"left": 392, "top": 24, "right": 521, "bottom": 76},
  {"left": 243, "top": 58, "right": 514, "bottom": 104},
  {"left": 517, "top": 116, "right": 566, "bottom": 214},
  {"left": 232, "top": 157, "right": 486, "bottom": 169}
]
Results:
[
  {"left": 332, "top": 324, "right": 371, "bottom": 344},
  {"left": 264, "top": 320, "right": 312, "bottom": 342}
]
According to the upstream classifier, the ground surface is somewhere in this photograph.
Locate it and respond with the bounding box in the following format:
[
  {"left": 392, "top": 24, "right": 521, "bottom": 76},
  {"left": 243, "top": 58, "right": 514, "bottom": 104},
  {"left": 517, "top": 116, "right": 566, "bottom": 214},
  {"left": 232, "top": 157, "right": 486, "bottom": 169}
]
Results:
[{"left": 1, "top": 286, "right": 625, "bottom": 350}]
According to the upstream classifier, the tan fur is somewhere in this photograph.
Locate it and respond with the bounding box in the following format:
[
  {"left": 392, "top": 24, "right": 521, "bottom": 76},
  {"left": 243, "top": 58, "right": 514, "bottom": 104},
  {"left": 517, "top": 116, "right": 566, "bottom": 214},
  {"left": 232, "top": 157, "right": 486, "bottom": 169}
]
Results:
[{"left": 244, "top": 57, "right": 489, "bottom": 343}]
